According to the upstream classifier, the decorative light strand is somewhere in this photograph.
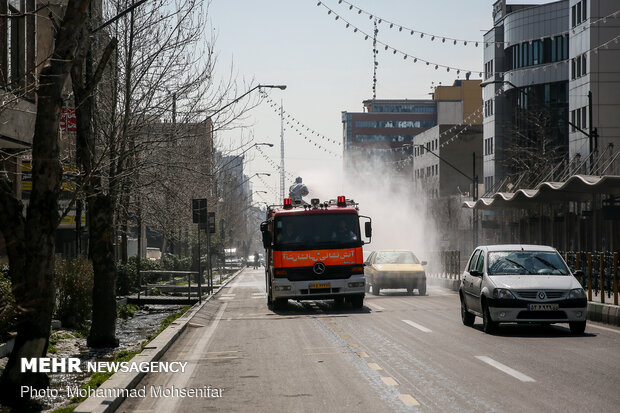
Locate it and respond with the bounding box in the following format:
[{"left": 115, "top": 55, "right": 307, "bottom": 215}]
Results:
[
  {"left": 255, "top": 145, "right": 297, "bottom": 182},
  {"left": 320, "top": 0, "right": 620, "bottom": 48},
  {"left": 316, "top": 1, "right": 620, "bottom": 77},
  {"left": 261, "top": 93, "right": 343, "bottom": 158}
]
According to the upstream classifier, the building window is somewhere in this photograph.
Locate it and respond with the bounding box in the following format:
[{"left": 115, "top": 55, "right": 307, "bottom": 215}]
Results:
[
  {"left": 572, "top": 5, "right": 576, "bottom": 27},
  {"left": 582, "top": 0, "right": 587, "bottom": 21},
  {"left": 571, "top": 110, "right": 576, "bottom": 132},
  {"left": 582, "top": 53, "right": 587, "bottom": 76},
  {"left": 582, "top": 106, "right": 587, "bottom": 129}
]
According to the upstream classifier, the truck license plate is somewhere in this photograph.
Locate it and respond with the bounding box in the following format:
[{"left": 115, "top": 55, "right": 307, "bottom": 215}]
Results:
[
  {"left": 528, "top": 303, "right": 559, "bottom": 311},
  {"left": 310, "top": 283, "right": 330, "bottom": 289}
]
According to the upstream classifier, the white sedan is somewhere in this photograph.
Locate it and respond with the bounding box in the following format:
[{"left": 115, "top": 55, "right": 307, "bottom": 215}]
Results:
[{"left": 459, "top": 245, "right": 587, "bottom": 335}]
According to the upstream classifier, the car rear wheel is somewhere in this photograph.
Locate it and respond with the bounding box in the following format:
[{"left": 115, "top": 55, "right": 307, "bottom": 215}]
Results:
[
  {"left": 372, "top": 285, "right": 380, "bottom": 296},
  {"left": 482, "top": 302, "right": 498, "bottom": 334},
  {"left": 569, "top": 321, "right": 586, "bottom": 335},
  {"left": 461, "top": 298, "right": 475, "bottom": 327},
  {"left": 418, "top": 283, "right": 426, "bottom": 296}
]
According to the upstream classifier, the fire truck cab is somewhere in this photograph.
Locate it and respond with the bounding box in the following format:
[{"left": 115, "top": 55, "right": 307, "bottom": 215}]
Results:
[{"left": 260, "top": 196, "right": 372, "bottom": 310}]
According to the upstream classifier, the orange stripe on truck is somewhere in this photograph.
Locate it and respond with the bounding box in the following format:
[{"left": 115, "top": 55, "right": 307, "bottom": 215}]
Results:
[{"left": 274, "top": 248, "right": 363, "bottom": 268}]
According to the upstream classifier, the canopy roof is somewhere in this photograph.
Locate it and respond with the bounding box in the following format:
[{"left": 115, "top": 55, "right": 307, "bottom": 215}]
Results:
[{"left": 462, "top": 175, "right": 620, "bottom": 210}]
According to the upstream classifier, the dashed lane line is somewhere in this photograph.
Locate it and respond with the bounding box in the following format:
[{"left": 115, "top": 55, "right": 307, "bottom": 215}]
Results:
[
  {"left": 402, "top": 319, "right": 432, "bottom": 333},
  {"left": 381, "top": 376, "right": 399, "bottom": 386},
  {"left": 475, "top": 356, "right": 536, "bottom": 382},
  {"left": 367, "top": 363, "right": 382, "bottom": 371},
  {"left": 398, "top": 394, "right": 421, "bottom": 407}
]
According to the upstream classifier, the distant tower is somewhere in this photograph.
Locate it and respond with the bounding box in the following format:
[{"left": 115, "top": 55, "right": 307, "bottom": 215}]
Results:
[
  {"left": 279, "top": 101, "right": 285, "bottom": 201},
  {"left": 372, "top": 19, "right": 378, "bottom": 99}
]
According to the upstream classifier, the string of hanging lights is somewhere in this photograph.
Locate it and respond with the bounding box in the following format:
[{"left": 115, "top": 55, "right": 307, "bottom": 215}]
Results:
[
  {"left": 315, "top": 0, "right": 620, "bottom": 77},
  {"left": 255, "top": 145, "right": 297, "bottom": 182},
  {"left": 320, "top": 0, "right": 620, "bottom": 48},
  {"left": 261, "top": 93, "right": 343, "bottom": 158}
]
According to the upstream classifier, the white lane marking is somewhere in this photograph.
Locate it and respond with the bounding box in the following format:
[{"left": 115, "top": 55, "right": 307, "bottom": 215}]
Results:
[
  {"left": 588, "top": 324, "right": 620, "bottom": 334},
  {"left": 402, "top": 319, "right": 432, "bottom": 333},
  {"left": 221, "top": 293, "right": 236, "bottom": 297},
  {"left": 381, "top": 376, "right": 398, "bottom": 386},
  {"left": 399, "top": 394, "right": 421, "bottom": 407},
  {"left": 475, "top": 356, "right": 536, "bottom": 382},
  {"left": 366, "top": 302, "right": 384, "bottom": 311}
]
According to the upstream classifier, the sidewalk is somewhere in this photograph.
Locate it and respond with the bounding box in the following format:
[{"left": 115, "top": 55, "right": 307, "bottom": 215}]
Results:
[{"left": 73, "top": 267, "right": 245, "bottom": 413}]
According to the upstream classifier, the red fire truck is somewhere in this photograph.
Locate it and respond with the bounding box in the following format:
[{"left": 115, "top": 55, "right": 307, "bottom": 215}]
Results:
[{"left": 260, "top": 196, "right": 372, "bottom": 310}]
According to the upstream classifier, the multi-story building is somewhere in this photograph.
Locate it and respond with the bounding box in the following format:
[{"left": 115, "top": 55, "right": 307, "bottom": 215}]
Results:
[
  {"left": 412, "top": 80, "right": 483, "bottom": 252},
  {"left": 568, "top": 0, "right": 620, "bottom": 174},
  {"left": 482, "top": 0, "right": 620, "bottom": 192},
  {"left": 342, "top": 99, "right": 437, "bottom": 177},
  {"left": 482, "top": 0, "right": 570, "bottom": 193}
]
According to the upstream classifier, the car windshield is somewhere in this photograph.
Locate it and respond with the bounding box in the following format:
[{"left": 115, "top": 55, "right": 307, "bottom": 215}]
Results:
[
  {"left": 274, "top": 213, "right": 361, "bottom": 250},
  {"left": 487, "top": 251, "right": 569, "bottom": 275},
  {"left": 374, "top": 251, "right": 420, "bottom": 265}
]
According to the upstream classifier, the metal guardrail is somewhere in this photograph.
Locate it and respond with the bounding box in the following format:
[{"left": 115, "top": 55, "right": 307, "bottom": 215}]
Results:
[{"left": 138, "top": 270, "right": 201, "bottom": 300}]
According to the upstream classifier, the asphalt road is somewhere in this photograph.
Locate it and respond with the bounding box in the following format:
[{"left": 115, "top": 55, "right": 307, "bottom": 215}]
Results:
[{"left": 118, "top": 267, "right": 620, "bottom": 412}]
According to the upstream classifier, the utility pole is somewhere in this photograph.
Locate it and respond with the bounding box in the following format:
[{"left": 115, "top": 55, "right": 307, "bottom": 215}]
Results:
[
  {"left": 280, "top": 101, "right": 285, "bottom": 201},
  {"left": 473, "top": 152, "right": 479, "bottom": 248}
]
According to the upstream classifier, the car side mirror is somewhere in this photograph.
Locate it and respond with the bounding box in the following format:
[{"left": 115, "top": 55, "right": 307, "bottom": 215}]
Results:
[
  {"left": 573, "top": 269, "right": 584, "bottom": 277},
  {"left": 470, "top": 269, "right": 482, "bottom": 277},
  {"left": 364, "top": 221, "right": 372, "bottom": 238},
  {"left": 421, "top": 260, "right": 427, "bottom": 266}
]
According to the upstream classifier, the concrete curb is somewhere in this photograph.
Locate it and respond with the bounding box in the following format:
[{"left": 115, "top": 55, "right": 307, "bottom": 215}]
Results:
[
  {"left": 73, "top": 268, "right": 244, "bottom": 413},
  {"left": 588, "top": 301, "right": 620, "bottom": 326}
]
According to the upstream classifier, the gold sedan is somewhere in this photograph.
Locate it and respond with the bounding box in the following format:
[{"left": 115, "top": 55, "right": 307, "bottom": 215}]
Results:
[{"left": 364, "top": 250, "right": 427, "bottom": 296}]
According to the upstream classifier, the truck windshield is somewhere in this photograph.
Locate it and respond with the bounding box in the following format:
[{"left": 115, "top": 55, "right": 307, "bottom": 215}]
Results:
[{"left": 274, "top": 213, "right": 361, "bottom": 250}]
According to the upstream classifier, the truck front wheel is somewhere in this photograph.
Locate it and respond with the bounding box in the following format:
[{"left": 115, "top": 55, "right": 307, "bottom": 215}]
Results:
[{"left": 349, "top": 295, "right": 364, "bottom": 309}]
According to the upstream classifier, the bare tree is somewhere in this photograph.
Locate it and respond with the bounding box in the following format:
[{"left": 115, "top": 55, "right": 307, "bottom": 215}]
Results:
[
  {"left": 0, "top": 0, "right": 92, "bottom": 405},
  {"left": 502, "top": 95, "right": 567, "bottom": 191}
]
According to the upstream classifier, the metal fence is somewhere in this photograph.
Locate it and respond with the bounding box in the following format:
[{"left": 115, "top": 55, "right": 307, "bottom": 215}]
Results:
[{"left": 562, "top": 251, "right": 619, "bottom": 305}]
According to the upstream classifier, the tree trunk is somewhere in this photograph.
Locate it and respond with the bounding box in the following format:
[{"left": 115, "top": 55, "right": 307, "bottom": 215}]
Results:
[
  {"left": 0, "top": 1, "right": 92, "bottom": 406},
  {"left": 87, "top": 194, "right": 119, "bottom": 348}
]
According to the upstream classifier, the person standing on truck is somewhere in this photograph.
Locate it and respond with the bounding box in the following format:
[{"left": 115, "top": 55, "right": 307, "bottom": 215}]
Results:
[{"left": 289, "top": 177, "right": 309, "bottom": 204}]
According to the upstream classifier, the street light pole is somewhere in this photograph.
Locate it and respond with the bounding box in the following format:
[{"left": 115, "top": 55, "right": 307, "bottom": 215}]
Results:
[{"left": 208, "top": 84, "right": 287, "bottom": 120}]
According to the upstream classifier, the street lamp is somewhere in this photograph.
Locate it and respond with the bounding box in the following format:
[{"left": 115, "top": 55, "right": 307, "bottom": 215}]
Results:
[{"left": 208, "top": 84, "right": 287, "bottom": 119}]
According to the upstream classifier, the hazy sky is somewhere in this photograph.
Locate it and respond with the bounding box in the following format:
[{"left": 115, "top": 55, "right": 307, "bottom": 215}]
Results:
[{"left": 208, "top": 0, "right": 557, "bottom": 204}]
